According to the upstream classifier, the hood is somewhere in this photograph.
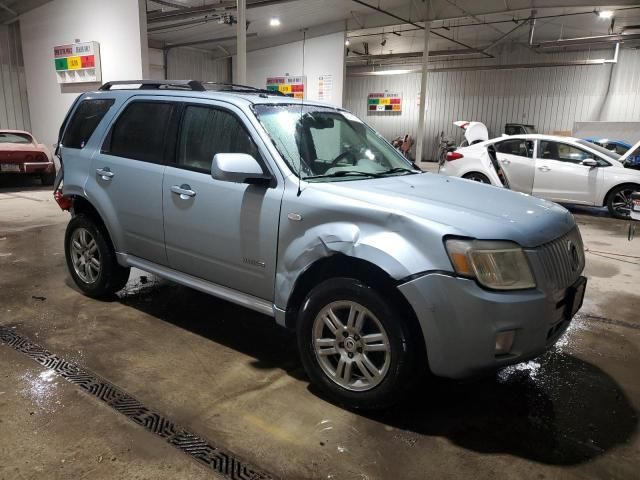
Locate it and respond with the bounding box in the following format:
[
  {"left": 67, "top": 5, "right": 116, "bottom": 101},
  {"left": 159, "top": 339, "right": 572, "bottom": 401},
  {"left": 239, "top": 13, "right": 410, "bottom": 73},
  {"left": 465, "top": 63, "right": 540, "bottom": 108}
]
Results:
[
  {"left": 454, "top": 120, "right": 489, "bottom": 144},
  {"left": 619, "top": 139, "right": 640, "bottom": 163},
  {"left": 312, "top": 173, "right": 575, "bottom": 248}
]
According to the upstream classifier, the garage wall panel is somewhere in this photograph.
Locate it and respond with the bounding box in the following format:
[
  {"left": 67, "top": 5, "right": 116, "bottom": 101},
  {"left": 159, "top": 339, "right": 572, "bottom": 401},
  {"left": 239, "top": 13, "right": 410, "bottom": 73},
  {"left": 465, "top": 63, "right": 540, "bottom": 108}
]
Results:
[
  {"left": 0, "top": 22, "right": 31, "bottom": 132},
  {"left": 345, "top": 44, "right": 640, "bottom": 161},
  {"left": 167, "top": 48, "right": 230, "bottom": 83}
]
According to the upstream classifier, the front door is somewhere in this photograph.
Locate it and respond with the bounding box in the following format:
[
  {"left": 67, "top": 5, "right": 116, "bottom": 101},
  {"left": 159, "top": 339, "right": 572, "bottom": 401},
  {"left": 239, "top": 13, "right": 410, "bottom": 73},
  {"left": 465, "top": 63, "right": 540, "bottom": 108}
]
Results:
[
  {"left": 162, "top": 102, "right": 283, "bottom": 301},
  {"left": 493, "top": 138, "right": 535, "bottom": 193},
  {"left": 533, "top": 140, "right": 602, "bottom": 205}
]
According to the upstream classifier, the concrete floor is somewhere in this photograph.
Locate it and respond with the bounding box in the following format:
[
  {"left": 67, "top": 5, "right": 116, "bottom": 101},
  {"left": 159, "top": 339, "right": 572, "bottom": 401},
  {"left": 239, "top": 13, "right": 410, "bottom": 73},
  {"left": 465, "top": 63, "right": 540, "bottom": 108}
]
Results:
[{"left": 1, "top": 177, "right": 639, "bottom": 479}]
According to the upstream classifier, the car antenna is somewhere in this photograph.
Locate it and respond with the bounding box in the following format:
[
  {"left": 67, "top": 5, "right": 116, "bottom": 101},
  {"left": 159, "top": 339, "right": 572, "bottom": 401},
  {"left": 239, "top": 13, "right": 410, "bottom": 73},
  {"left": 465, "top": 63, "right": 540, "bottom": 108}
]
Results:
[{"left": 297, "top": 29, "right": 307, "bottom": 197}]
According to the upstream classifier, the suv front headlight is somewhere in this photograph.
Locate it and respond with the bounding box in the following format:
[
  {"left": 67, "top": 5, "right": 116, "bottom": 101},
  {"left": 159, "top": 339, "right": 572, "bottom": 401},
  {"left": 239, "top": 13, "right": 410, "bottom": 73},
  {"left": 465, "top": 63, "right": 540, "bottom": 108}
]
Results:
[{"left": 445, "top": 239, "right": 536, "bottom": 290}]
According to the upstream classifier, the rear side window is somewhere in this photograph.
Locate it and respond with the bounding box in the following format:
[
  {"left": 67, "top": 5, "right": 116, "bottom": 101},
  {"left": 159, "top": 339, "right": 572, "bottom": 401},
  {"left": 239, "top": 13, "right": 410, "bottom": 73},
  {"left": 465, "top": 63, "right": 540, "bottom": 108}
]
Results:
[
  {"left": 106, "top": 101, "right": 174, "bottom": 163},
  {"left": 62, "top": 99, "right": 115, "bottom": 149},
  {"left": 496, "top": 139, "right": 533, "bottom": 157},
  {"left": 177, "top": 105, "right": 260, "bottom": 171}
]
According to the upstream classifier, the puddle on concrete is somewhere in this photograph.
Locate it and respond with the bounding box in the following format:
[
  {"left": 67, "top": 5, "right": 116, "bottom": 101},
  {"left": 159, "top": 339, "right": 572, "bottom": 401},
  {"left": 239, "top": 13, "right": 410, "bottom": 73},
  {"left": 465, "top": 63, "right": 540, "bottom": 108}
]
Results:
[{"left": 18, "top": 369, "right": 63, "bottom": 414}]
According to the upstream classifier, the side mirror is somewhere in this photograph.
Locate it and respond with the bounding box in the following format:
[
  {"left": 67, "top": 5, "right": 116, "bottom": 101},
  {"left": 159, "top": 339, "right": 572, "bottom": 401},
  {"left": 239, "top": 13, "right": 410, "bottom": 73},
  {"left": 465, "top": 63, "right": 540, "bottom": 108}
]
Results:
[
  {"left": 211, "top": 153, "right": 271, "bottom": 185},
  {"left": 582, "top": 159, "right": 598, "bottom": 167}
]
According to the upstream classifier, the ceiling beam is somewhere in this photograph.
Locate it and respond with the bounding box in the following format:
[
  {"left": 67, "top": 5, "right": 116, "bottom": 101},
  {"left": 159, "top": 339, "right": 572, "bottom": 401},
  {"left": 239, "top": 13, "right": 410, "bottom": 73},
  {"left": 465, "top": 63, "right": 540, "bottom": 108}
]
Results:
[{"left": 147, "top": 0, "right": 298, "bottom": 24}]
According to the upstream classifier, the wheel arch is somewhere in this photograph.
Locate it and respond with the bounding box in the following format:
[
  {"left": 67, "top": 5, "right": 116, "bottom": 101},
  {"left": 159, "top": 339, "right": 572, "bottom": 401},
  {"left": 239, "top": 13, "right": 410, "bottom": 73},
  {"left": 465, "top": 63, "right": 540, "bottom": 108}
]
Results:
[{"left": 70, "top": 196, "right": 118, "bottom": 252}]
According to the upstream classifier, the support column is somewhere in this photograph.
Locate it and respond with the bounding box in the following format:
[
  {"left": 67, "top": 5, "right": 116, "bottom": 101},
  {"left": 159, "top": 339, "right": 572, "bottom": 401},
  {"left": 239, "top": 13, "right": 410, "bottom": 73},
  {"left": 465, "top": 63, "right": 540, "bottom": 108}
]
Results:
[
  {"left": 236, "top": 0, "right": 247, "bottom": 84},
  {"left": 415, "top": 20, "right": 431, "bottom": 163}
]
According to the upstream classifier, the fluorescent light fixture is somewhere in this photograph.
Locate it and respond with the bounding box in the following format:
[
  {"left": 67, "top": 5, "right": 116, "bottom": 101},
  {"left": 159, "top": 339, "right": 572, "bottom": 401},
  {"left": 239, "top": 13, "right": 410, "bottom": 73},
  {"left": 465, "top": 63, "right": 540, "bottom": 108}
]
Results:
[
  {"left": 345, "top": 39, "right": 350, "bottom": 46},
  {"left": 269, "top": 17, "right": 281, "bottom": 27},
  {"left": 598, "top": 10, "right": 614, "bottom": 19},
  {"left": 371, "top": 69, "right": 413, "bottom": 75}
]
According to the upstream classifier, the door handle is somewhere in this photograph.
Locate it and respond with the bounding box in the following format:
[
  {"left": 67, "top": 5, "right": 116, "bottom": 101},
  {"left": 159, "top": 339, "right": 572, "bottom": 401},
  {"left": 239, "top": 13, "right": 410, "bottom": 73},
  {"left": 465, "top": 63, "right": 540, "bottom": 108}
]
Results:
[
  {"left": 500, "top": 159, "right": 511, "bottom": 165},
  {"left": 96, "top": 167, "right": 114, "bottom": 180},
  {"left": 171, "top": 184, "right": 196, "bottom": 199},
  {"left": 538, "top": 166, "right": 551, "bottom": 172}
]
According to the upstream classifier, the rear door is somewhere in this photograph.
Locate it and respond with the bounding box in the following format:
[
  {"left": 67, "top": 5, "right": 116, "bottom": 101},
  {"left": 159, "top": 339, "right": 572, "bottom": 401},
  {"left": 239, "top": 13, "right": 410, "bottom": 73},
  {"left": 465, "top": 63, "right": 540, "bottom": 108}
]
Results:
[
  {"left": 87, "top": 98, "right": 178, "bottom": 264},
  {"left": 533, "top": 140, "right": 603, "bottom": 204},
  {"left": 162, "top": 100, "right": 283, "bottom": 300},
  {"left": 493, "top": 138, "right": 535, "bottom": 193}
]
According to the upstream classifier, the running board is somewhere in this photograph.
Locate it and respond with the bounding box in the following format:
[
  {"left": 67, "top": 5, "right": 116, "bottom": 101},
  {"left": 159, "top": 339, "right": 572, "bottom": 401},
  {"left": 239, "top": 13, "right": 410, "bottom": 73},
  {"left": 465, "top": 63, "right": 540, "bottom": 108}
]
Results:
[{"left": 117, "top": 253, "right": 275, "bottom": 317}]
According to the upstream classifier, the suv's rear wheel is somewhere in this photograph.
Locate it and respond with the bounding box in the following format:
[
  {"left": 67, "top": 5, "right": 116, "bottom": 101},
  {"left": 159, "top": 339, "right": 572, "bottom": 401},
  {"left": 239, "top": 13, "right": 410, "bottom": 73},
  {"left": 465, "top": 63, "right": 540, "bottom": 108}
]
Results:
[
  {"left": 297, "top": 278, "right": 422, "bottom": 409},
  {"left": 65, "top": 215, "right": 130, "bottom": 298}
]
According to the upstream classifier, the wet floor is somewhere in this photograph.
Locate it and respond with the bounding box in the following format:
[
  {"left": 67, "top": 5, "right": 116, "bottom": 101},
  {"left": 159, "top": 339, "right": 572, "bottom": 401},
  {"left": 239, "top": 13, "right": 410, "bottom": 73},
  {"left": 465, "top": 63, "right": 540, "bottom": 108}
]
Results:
[{"left": 0, "top": 184, "right": 639, "bottom": 479}]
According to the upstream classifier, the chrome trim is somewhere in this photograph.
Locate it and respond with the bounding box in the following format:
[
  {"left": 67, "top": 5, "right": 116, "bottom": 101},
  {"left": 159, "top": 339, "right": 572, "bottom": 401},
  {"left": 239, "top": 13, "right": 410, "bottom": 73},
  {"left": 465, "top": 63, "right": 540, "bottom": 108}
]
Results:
[
  {"left": 117, "top": 253, "right": 275, "bottom": 317},
  {"left": 529, "top": 227, "right": 585, "bottom": 291}
]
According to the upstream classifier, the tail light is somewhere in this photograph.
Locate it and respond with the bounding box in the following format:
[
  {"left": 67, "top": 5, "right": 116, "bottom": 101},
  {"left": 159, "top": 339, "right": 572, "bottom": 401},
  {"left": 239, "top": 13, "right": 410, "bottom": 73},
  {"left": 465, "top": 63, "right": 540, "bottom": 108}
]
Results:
[
  {"left": 446, "top": 151, "right": 464, "bottom": 161},
  {"left": 25, "top": 154, "right": 33, "bottom": 162},
  {"left": 37, "top": 153, "right": 48, "bottom": 162},
  {"left": 54, "top": 190, "right": 72, "bottom": 211}
]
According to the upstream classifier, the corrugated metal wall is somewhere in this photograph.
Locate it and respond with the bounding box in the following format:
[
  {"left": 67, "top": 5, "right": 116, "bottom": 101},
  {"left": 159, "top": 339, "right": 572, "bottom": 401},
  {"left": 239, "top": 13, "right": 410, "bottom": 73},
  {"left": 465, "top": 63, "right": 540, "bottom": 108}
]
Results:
[
  {"left": 345, "top": 44, "right": 640, "bottom": 161},
  {"left": 0, "top": 22, "right": 31, "bottom": 132},
  {"left": 167, "top": 47, "right": 230, "bottom": 83}
]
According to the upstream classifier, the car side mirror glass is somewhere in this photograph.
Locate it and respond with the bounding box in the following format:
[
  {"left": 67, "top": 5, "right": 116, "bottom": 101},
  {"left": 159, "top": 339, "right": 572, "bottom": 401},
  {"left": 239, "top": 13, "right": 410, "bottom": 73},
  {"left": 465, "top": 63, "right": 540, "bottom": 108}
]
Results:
[
  {"left": 582, "top": 159, "right": 598, "bottom": 167},
  {"left": 211, "top": 153, "right": 271, "bottom": 185}
]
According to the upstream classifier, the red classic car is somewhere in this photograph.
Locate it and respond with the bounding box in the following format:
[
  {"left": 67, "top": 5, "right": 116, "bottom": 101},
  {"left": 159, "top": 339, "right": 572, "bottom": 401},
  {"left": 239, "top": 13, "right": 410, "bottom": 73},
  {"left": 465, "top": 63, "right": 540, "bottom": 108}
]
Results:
[{"left": 0, "top": 130, "right": 56, "bottom": 185}]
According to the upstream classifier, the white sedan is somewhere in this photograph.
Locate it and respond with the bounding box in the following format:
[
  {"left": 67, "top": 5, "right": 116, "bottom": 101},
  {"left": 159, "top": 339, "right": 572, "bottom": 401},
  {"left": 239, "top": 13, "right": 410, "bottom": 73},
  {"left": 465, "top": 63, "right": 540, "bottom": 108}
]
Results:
[{"left": 439, "top": 133, "right": 640, "bottom": 219}]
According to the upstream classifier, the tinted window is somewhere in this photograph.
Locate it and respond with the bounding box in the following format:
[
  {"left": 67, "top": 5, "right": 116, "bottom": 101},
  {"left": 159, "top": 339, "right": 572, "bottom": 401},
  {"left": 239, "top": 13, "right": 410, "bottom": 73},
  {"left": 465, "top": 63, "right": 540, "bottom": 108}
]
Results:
[
  {"left": 177, "top": 106, "right": 259, "bottom": 171},
  {"left": 505, "top": 126, "right": 520, "bottom": 135},
  {"left": 540, "top": 141, "right": 600, "bottom": 164},
  {"left": 495, "top": 139, "right": 532, "bottom": 157},
  {"left": 62, "top": 99, "right": 114, "bottom": 149},
  {"left": 0, "top": 132, "right": 32, "bottom": 144},
  {"left": 108, "top": 102, "right": 173, "bottom": 163}
]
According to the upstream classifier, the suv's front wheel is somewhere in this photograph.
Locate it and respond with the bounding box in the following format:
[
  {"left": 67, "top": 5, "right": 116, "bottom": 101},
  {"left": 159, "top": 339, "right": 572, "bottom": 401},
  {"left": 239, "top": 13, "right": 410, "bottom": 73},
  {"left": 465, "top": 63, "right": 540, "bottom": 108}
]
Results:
[
  {"left": 297, "top": 278, "right": 422, "bottom": 409},
  {"left": 65, "top": 215, "right": 130, "bottom": 298}
]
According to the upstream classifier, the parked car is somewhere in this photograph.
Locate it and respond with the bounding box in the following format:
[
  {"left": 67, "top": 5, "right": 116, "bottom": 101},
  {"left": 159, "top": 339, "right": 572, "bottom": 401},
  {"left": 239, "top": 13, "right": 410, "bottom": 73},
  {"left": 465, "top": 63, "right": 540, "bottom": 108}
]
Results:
[
  {"left": 583, "top": 137, "right": 640, "bottom": 168},
  {"left": 0, "top": 130, "right": 55, "bottom": 185},
  {"left": 55, "top": 80, "right": 586, "bottom": 409},
  {"left": 505, "top": 123, "right": 537, "bottom": 135},
  {"left": 439, "top": 133, "right": 640, "bottom": 219}
]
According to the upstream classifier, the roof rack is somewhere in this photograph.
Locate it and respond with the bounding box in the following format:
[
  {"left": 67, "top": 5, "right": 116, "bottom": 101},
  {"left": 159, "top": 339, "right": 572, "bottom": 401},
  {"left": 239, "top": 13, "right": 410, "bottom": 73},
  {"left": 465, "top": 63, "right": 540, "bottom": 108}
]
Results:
[
  {"left": 99, "top": 80, "right": 205, "bottom": 91},
  {"left": 203, "top": 82, "right": 286, "bottom": 97}
]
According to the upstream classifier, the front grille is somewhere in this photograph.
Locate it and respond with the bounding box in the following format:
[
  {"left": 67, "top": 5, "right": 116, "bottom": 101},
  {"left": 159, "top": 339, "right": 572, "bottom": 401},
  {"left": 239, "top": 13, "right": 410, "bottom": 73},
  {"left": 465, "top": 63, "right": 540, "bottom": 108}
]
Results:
[{"left": 535, "top": 227, "right": 585, "bottom": 291}]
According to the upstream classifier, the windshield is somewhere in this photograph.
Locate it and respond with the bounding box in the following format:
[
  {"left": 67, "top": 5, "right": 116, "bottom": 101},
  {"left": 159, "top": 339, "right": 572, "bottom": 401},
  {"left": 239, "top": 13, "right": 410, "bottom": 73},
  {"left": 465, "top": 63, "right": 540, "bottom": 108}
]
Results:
[
  {"left": 577, "top": 139, "right": 621, "bottom": 160},
  {"left": 253, "top": 104, "right": 420, "bottom": 181},
  {"left": 0, "top": 132, "right": 33, "bottom": 144}
]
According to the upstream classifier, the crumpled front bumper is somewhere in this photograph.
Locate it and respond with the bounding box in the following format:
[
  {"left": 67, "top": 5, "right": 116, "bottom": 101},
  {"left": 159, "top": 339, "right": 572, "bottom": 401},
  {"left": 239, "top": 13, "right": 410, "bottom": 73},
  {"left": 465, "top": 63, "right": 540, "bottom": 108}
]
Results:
[{"left": 398, "top": 272, "right": 577, "bottom": 379}]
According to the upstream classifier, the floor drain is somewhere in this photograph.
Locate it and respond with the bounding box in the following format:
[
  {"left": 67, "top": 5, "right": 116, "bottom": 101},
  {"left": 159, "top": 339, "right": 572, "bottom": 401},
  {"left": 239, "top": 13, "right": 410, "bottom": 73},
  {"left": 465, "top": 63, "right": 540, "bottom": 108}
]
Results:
[{"left": 0, "top": 326, "right": 278, "bottom": 480}]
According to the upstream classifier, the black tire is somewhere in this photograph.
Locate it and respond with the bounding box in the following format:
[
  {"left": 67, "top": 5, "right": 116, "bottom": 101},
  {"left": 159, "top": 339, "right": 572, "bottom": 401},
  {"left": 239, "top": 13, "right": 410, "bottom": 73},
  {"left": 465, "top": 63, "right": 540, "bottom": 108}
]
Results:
[
  {"left": 606, "top": 184, "right": 638, "bottom": 219},
  {"left": 40, "top": 170, "right": 56, "bottom": 186},
  {"left": 463, "top": 172, "right": 491, "bottom": 184},
  {"left": 297, "top": 278, "right": 423, "bottom": 410},
  {"left": 64, "top": 215, "right": 130, "bottom": 298}
]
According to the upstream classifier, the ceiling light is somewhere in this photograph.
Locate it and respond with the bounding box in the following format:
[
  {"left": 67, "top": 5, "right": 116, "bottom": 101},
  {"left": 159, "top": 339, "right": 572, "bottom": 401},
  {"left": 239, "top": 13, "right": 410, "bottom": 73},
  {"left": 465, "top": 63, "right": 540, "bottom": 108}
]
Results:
[
  {"left": 597, "top": 10, "right": 614, "bottom": 19},
  {"left": 345, "top": 39, "right": 350, "bottom": 46},
  {"left": 270, "top": 17, "right": 280, "bottom": 27}
]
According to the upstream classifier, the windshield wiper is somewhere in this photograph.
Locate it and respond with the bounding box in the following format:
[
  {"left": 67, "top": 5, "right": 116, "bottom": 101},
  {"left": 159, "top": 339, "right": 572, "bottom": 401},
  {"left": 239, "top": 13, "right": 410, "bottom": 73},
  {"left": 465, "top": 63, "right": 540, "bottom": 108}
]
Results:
[
  {"left": 378, "top": 167, "right": 420, "bottom": 176},
  {"left": 304, "top": 170, "right": 383, "bottom": 180}
]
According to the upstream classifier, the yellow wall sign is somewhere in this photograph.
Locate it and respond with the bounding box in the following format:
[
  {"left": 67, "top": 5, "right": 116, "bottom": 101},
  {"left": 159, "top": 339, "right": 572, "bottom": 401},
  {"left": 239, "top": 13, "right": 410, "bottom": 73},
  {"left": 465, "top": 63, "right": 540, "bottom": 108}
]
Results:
[{"left": 66, "top": 56, "right": 82, "bottom": 70}]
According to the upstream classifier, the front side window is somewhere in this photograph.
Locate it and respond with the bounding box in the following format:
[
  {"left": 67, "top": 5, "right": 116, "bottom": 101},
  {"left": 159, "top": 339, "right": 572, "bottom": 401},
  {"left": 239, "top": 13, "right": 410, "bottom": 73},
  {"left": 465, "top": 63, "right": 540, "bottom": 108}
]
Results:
[
  {"left": 495, "top": 139, "right": 532, "bottom": 157},
  {"left": 539, "top": 141, "right": 597, "bottom": 164},
  {"left": 177, "top": 106, "right": 260, "bottom": 172},
  {"left": 253, "top": 104, "right": 419, "bottom": 181},
  {"left": 106, "top": 101, "right": 173, "bottom": 163},
  {"left": 63, "top": 99, "right": 115, "bottom": 149}
]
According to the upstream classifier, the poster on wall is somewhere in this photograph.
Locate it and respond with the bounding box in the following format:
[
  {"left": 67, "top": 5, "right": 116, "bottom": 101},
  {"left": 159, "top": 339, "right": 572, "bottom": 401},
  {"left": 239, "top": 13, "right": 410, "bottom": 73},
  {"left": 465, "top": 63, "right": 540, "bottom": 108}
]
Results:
[
  {"left": 53, "top": 41, "right": 102, "bottom": 84},
  {"left": 266, "top": 76, "right": 306, "bottom": 99},
  {"left": 318, "top": 74, "right": 333, "bottom": 103},
  {"left": 367, "top": 92, "right": 402, "bottom": 112}
]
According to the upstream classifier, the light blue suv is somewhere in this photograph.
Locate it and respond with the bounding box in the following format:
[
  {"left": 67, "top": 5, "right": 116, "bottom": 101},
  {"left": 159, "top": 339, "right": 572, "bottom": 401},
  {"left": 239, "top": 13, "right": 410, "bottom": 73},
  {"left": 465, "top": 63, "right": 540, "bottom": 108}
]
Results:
[{"left": 55, "top": 80, "right": 586, "bottom": 409}]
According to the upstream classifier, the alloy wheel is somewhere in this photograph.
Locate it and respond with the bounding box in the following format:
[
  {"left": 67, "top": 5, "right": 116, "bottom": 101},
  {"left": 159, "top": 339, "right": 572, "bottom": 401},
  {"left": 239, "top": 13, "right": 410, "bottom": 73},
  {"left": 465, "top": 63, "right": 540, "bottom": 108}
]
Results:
[
  {"left": 612, "top": 188, "right": 634, "bottom": 217},
  {"left": 70, "top": 227, "right": 101, "bottom": 283},
  {"left": 312, "top": 300, "right": 391, "bottom": 392}
]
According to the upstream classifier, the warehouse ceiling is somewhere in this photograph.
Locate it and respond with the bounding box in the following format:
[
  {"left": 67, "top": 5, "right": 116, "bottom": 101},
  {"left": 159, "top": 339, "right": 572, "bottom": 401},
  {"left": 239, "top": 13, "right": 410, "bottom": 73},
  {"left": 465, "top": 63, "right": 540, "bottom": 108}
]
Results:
[{"left": 145, "top": 0, "right": 640, "bottom": 56}]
